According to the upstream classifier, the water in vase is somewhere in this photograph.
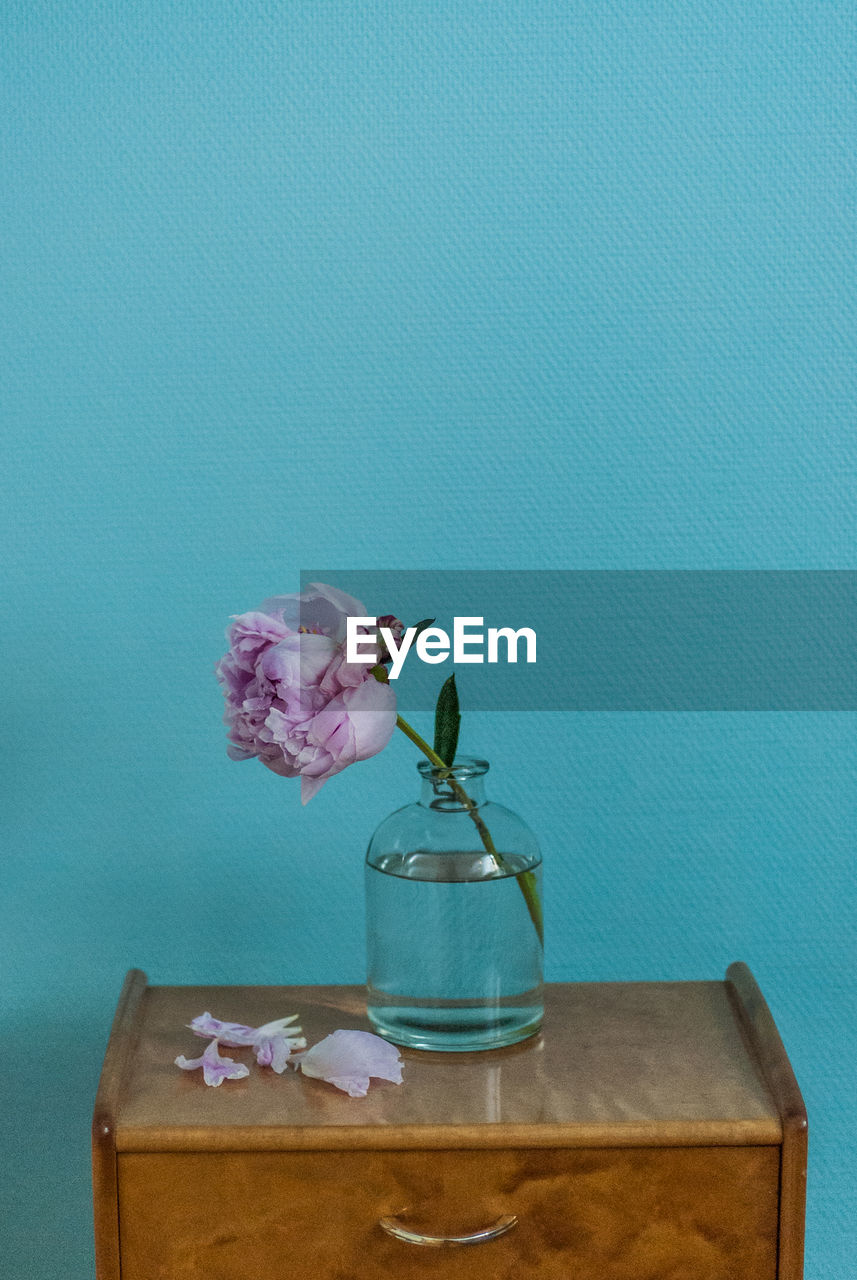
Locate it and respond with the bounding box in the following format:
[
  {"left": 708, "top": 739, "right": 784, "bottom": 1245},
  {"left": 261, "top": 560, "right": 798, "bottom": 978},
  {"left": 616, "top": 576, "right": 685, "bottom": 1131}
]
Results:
[{"left": 366, "top": 849, "right": 543, "bottom": 1052}]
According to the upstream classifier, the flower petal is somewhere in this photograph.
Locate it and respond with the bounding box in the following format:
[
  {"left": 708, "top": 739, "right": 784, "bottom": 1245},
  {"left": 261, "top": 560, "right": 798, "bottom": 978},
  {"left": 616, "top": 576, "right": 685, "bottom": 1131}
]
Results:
[
  {"left": 175, "top": 1051, "right": 206, "bottom": 1071},
  {"left": 253, "top": 1015, "right": 304, "bottom": 1040},
  {"left": 297, "top": 1030, "right": 403, "bottom": 1097},
  {"left": 189, "top": 1012, "right": 304, "bottom": 1050},
  {"left": 300, "top": 772, "right": 329, "bottom": 804},
  {"left": 260, "top": 584, "right": 368, "bottom": 641},
  {"left": 201, "top": 1039, "right": 250, "bottom": 1087},
  {"left": 176, "top": 1039, "right": 250, "bottom": 1087},
  {"left": 255, "top": 1033, "right": 293, "bottom": 1074},
  {"left": 188, "top": 1013, "right": 258, "bottom": 1046}
]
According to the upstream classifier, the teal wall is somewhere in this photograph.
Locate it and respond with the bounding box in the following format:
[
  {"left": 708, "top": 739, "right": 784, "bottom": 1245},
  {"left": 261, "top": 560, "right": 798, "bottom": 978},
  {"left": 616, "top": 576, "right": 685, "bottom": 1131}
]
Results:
[{"left": 2, "top": 3, "right": 854, "bottom": 1275}]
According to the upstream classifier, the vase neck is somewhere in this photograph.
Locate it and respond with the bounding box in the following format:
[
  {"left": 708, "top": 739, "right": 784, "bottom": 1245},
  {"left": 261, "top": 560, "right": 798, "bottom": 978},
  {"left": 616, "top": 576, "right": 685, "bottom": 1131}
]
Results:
[{"left": 418, "top": 757, "right": 488, "bottom": 810}]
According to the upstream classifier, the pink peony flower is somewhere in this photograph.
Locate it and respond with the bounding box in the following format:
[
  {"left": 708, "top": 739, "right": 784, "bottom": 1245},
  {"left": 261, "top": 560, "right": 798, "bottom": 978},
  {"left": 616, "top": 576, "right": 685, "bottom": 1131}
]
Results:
[{"left": 215, "top": 583, "right": 397, "bottom": 804}]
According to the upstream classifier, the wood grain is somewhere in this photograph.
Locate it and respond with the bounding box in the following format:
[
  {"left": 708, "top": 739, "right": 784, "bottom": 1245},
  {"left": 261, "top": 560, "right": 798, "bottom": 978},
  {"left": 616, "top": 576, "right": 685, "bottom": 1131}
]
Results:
[
  {"left": 726, "top": 962, "right": 808, "bottom": 1280},
  {"left": 93, "top": 969, "right": 805, "bottom": 1280},
  {"left": 117, "top": 1145, "right": 780, "bottom": 1280},
  {"left": 115, "top": 979, "right": 781, "bottom": 1152},
  {"left": 91, "top": 968, "right": 148, "bottom": 1280}
]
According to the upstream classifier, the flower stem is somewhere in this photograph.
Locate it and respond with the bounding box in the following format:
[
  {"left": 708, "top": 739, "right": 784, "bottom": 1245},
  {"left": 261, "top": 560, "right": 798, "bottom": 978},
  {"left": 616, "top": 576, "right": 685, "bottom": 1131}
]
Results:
[{"left": 395, "top": 715, "right": 544, "bottom": 946}]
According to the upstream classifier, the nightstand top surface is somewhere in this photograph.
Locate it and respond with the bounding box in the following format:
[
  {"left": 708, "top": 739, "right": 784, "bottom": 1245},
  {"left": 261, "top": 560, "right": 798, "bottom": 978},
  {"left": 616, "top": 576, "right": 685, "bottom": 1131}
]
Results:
[{"left": 108, "top": 979, "right": 783, "bottom": 1151}]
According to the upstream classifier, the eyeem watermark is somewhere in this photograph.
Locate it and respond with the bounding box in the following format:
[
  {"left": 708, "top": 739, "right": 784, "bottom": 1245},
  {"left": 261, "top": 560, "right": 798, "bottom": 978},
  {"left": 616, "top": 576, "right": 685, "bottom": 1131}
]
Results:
[{"left": 347, "top": 616, "right": 537, "bottom": 680}]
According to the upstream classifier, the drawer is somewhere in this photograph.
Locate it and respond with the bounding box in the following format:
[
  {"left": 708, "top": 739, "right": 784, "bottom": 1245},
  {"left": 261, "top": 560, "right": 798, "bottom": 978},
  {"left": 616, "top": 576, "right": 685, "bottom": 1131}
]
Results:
[{"left": 117, "top": 1145, "right": 780, "bottom": 1280}]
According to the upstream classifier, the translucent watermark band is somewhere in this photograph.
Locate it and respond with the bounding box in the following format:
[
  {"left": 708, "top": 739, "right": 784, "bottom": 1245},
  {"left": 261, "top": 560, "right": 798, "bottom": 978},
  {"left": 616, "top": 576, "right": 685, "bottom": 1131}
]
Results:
[{"left": 301, "top": 570, "right": 857, "bottom": 711}]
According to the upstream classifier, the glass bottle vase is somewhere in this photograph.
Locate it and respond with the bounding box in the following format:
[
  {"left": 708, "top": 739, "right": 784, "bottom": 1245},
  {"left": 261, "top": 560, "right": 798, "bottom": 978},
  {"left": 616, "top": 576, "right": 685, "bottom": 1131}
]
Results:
[{"left": 365, "top": 757, "right": 543, "bottom": 1052}]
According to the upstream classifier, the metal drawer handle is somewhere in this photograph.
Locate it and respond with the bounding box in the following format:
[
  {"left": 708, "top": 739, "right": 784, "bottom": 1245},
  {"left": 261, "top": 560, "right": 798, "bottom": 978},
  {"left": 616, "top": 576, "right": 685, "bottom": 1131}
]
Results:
[{"left": 378, "top": 1212, "right": 517, "bottom": 1247}]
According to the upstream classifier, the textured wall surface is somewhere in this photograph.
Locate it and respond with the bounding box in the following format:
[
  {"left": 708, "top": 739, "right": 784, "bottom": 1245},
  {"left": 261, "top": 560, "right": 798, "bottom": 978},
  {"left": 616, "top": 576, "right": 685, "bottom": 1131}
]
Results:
[{"left": 1, "top": 3, "right": 855, "bottom": 1276}]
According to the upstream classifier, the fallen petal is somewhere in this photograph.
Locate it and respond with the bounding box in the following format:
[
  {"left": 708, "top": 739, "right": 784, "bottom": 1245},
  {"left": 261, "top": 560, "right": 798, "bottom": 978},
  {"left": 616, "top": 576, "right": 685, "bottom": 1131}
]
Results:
[
  {"left": 202, "top": 1039, "right": 251, "bottom": 1087},
  {"left": 297, "top": 1030, "right": 403, "bottom": 1097},
  {"left": 188, "top": 1011, "right": 304, "bottom": 1050},
  {"left": 254, "top": 1014, "right": 302, "bottom": 1037},
  {"left": 176, "top": 1039, "right": 250, "bottom": 1087},
  {"left": 175, "top": 1050, "right": 206, "bottom": 1071},
  {"left": 255, "top": 1033, "right": 292, "bottom": 1074},
  {"left": 188, "top": 1013, "right": 258, "bottom": 1046}
]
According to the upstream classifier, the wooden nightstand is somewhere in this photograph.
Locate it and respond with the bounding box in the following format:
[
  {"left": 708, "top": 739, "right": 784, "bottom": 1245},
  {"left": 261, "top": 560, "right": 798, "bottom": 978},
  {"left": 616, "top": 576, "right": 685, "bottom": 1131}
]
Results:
[{"left": 92, "top": 965, "right": 806, "bottom": 1279}]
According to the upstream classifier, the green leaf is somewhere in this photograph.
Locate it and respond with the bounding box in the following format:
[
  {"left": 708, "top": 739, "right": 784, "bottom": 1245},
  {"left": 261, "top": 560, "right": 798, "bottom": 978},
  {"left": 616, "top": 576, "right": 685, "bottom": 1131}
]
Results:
[
  {"left": 412, "top": 617, "right": 435, "bottom": 639},
  {"left": 433, "top": 673, "right": 461, "bottom": 768}
]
